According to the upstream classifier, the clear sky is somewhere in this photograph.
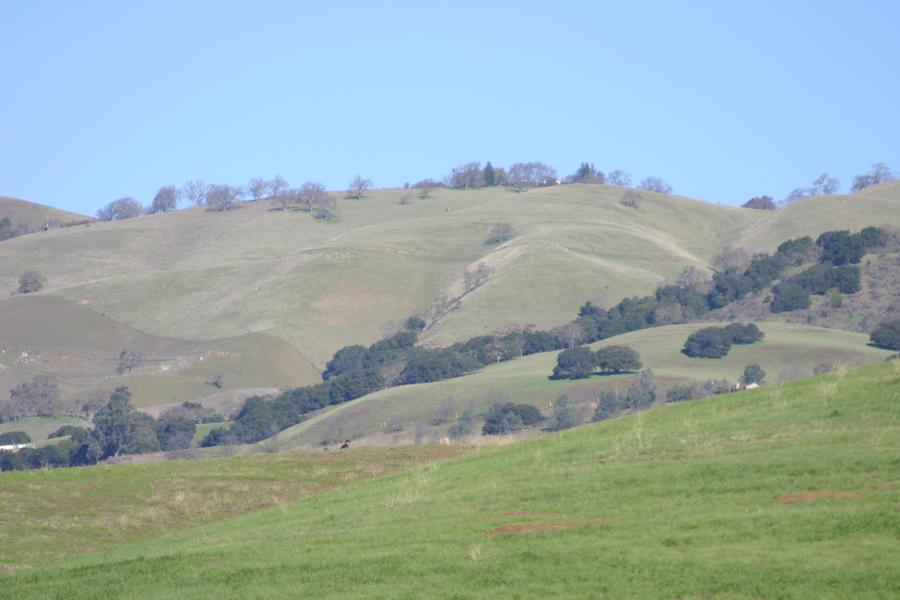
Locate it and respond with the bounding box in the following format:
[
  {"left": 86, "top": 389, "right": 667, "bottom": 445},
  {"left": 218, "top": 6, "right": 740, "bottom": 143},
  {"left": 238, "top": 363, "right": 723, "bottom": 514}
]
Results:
[{"left": 2, "top": 1, "right": 899, "bottom": 215}]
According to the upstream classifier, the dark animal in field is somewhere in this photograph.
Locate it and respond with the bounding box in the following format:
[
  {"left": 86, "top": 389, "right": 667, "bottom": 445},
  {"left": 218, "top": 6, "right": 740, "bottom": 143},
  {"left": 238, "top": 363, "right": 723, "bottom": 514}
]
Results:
[{"left": 340, "top": 439, "right": 351, "bottom": 449}]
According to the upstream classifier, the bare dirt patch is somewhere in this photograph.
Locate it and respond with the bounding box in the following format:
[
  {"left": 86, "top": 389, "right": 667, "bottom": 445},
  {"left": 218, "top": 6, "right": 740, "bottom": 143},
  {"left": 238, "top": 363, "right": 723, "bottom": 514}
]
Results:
[
  {"left": 487, "top": 519, "right": 609, "bottom": 536},
  {"left": 777, "top": 491, "right": 863, "bottom": 504}
]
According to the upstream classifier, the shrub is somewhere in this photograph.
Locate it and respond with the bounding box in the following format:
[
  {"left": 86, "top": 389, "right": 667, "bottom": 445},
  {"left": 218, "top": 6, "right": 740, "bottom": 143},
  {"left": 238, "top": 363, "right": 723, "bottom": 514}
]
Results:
[
  {"left": 48, "top": 426, "right": 90, "bottom": 442},
  {"left": 666, "top": 383, "right": 699, "bottom": 403},
  {"left": 740, "top": 364, "right": 766, "bottom": 385},
  {"left": 482, "top": 402, "right": 543, "bottom": 435},
  {"left": 485, "top": 222, "right": 514, "bottom": 245},
  {"left": 0, "top": 431, "right": 31, "bottom": 445},
  {"left": 742, "top": 196, "right": 776, "bottom": 210},
  {"left": 624, "top": 370, "right": 657, "bottom": 409},
  {"left": 549, "top": 395, "right": 580, "bottom": 431},
  {"left": 870, "top": 320, "right": 900, "bottom": 351},
  {"left": 447, "top": 409, "right": 475, "bottom": 440},
  {"left": 17, "top": 270, "right": 45, "bottom": 294}
]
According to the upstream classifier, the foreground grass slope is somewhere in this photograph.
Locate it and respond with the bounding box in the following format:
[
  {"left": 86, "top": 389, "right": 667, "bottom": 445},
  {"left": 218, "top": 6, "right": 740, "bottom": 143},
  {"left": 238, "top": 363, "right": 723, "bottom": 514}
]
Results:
[
  {"left": 4, "top": 184, "right": 896, "bottom": 371},
  {"left": 0, "top": 445, "right": 466, "bottom": 572},
  {"left": 4, "top": 362, "right": 898, "bottom": 598},
  {"left": 269, "top": 322, "right": 891, "bottom": 447}
]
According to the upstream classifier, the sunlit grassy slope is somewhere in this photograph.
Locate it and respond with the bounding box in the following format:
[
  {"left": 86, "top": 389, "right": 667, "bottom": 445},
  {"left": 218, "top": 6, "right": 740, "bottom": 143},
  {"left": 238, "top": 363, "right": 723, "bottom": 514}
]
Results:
[
  {"left": 4, "top": 183, "right": 897, "bottom": 373},
  {"left": 4, "top": 361, "right": 898, "bottom": 598},
  {"left": 265, "top": 322, "right": 892, "bottom": 447}
]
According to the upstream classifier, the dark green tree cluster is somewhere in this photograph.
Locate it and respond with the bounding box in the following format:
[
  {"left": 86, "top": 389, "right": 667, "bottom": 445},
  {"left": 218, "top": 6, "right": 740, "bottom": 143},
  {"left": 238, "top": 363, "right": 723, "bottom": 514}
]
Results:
[
  {"left": 816, "top": 227, "right": 884, "bottom": 266},
  {"left": 482, "top": 402, "right": 543, "bottom": 435},
  {"left": 870, "top": 320, "right": 900, "bottom": 350},
  {"left": 0, "top": 387, "right": 198, "bottom": 472},
  {"left": 203, "top": 226, "right": 884, "bottom": 446},
  {"left": 202, "top": 368, "right": 385, "bottom": 446},
  {"left": 552, "top": 345, "right": 642, "bottom": 379},
  {"left": 682, "top": 323, "right": 764, "bottom": 359},
  {"left": 0, "top": 431, "right": 31, "bottom": 445}
]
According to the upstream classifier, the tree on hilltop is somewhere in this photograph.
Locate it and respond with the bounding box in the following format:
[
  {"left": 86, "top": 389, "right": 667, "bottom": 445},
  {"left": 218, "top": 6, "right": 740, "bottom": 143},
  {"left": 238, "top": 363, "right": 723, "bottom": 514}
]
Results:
[
  {"left": 348, "top": 175, "right": 372, "bottom": 199},
  {"left": 149, "top": 186, "right": 180, "bottom": 213},
  {"left": 98, "top": 197, "right": 143, "bottom": 221}
]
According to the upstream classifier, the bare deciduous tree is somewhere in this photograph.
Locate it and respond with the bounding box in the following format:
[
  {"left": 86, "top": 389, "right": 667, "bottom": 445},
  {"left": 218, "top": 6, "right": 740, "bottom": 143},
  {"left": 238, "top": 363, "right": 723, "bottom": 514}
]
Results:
[
  {"left": 149, "top": 186, "right": 180, "bottom": 213},
  {"left": 851, "top": 162, "right": 896, "bottom": 192},
  {"left": 298, "top": 181, "right": 328, "bottom": 211},
  {"left": 638, "top": 176, "right": 673, "bottom": 194},
  {"left": 312, "top": 194, "right": 337, "bottom": 220},
  {"left": 268, "top": 175, "right": 289, "bottom": 200},
  {"left": 206, "top": 184, "right": 240, "bottom": 212},
  {"left": 447, "top": 163, "right": 485, "bottom": 189},
  {"left": 414, "top": 179, "right": 439, "bottom": 198},
  {"left": 507, "top": 162, "right": 558, "bottom": 191},
  {"left": 348, "top": 175, "right": 373, "bottom": 199},
  {"left": 247, "top": 178, "right": 269, "bottom": 201},
  {"left": 809, "top": 173, "right": 840, "bottom": 196},
  {"left": 182, "top": 180, "right": 209, "bottom": 206},
  {"left": 712, "top": 246, "right": 750, "bottom": 273},
  {"left": 606, "top": 169, "right": 632, "bottom": 186},
  {"left": 97, "top": 197, "right": 143, "bottom": 221}
]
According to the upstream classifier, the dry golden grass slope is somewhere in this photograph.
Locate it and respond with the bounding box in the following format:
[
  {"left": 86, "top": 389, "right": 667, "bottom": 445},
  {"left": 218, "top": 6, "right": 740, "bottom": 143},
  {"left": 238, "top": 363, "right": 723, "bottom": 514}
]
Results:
[
  {"left": 0, "top": 195, "right": 89, "bottom": 231},
  {"left": 1, "top": 183, "right": 898, "bottom": 376}
]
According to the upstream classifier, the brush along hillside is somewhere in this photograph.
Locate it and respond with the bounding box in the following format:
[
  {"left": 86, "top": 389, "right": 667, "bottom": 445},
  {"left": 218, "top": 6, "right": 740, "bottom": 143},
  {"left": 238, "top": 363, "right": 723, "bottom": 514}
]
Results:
[
  {"left": 2, "top": 183, "right": 898, "bottom": 376},
  {"left": 3, "top": 362, "right": 899, "bottom": 598},
  {"left": 263, "top": 321, "right": 892, "bottom": 448}
]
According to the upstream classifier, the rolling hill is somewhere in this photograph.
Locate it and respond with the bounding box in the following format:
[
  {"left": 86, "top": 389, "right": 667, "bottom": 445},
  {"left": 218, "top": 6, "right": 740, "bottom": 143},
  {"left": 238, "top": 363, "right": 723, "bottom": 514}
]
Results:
[
  {"left": 0, "top": 183, "right": 897, "bottom": 411},
  {"left": 0, "top": 295, "right": 320, "bottom": 409},
  {"left": 261, "top": 321, "right": 893, "bottom": 448},
  {"left": 3, "top": 361, "right": 898, "bottom": 598},
  {"left": 0, "top": 195, "right": 89, "bottom": 233}
]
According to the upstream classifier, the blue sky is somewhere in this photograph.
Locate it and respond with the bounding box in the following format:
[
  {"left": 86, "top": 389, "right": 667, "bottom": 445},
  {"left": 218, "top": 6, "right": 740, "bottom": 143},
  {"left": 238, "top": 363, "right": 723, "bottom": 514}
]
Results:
[{"left": 2, "top": 0, "right": 899, "bottom": 215}]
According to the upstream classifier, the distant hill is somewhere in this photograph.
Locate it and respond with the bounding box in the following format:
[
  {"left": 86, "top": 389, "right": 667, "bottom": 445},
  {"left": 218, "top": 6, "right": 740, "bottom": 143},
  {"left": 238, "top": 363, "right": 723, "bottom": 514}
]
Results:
[
  {"left": 0, "top": 295, "right": 321, "bottom": 408},
  {"left": 0, "top": 195, "right": 90, "bottom": 232},
  {"left": 1, "top": 183, "right": 897, "bottom": 382}
]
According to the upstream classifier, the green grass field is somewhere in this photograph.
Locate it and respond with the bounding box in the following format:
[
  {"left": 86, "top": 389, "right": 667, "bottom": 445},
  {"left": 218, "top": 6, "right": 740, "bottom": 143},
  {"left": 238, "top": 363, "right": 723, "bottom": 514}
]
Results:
[
  {"left": 266, "top": 322, "right": 893, "bottom": 447},
  {"left": 0, "top": 445, "right": 467, "bottom": 572},
  {"left": 2, "top": 361, "right": 898, "bottom": 598}
]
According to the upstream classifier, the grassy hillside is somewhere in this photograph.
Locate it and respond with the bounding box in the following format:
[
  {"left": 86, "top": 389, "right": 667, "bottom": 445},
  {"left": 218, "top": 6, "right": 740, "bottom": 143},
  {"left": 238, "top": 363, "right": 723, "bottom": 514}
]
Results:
[
  {"left": 0, "top": 195, "right": 89, "bottom": 233},
  {"left": 0, "top": 295, "right": 320, "bottom": 408},
  {"left": 0, "top": 445, "right": 466, "bottom": 571},
  {"left": 5, "top": 184, "right": 896, "bottom": 373},
  {"left": 3, "top": 361, "right": 898, "bottom": 598},
  {"left": 265, "top": 322, "right": 892, "bottom": 447}
]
